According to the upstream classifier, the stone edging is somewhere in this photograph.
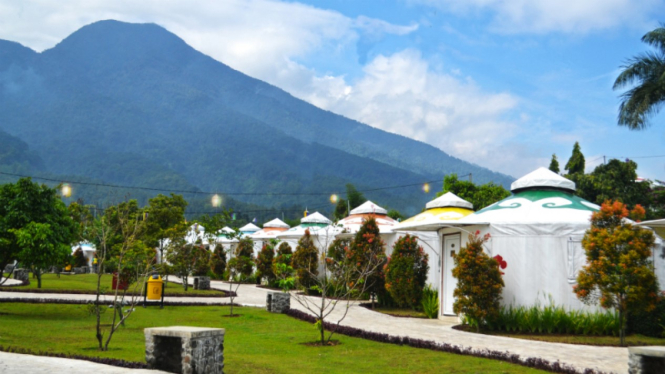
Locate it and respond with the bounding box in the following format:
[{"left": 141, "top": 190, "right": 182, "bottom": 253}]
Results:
[
  {"left": 284, "top": 309, "right": 609, "bottom": 374},
  {"left": 0, "top": 298, "right": 242, "bottom": 307},
  {"left": 0, "top": 287, "right": 235, "bottom": 297}
]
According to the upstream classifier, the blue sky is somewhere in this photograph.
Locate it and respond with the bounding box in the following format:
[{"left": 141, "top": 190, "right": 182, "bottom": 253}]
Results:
[{"left": 1, "top": 0, "right": 664, "bottom": 180}]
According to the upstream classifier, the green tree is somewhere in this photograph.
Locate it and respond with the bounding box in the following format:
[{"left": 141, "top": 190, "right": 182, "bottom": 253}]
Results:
[
  {"left": 387, "top": 209, "right": 405, "bottom": 221},
  {"left": 348, "top": 218, "right": 387, "bottom": 307},
  {"left": 292, "top": 229, "right": 319, "bottom": 289},
  {"left": 565, "top": 142, "right": 585, "bottom": 176},
  {"left": 613, "top": 24, "right": 665, "bottom": 130},
  {"left": 72, "top": 247, "right": 88, "bottom": 267},
  {"left": 575, "top": 159, "right": 651, "bottom": 211},
  {"left": 166, "top": 242, "right": 209, "bottom": 291},
  {"left": 384, "top": 234, "right": 429, "bottom": 309},
  {"left": 255, "top": 239, "right": 277, "bottom": 284},
  {"left": 334, "top": 184, "right": 367, "bottom": 220},
  {"left": 143, "top": 194, "right": 188, "bottom": 262},
  {"left": 549, "top": 154, "right": 560, "bottom": 174},
  {"left": 438, "top": 174, "right": 509, "bottom": 211},
  {"left": 452, "top": 232, "right": 504, "bottom": 332},
  {"left": 574, "top": 201, "right": 658, "bottom": 346},
  {"left": 0, "top": 178, "right": 77, "bottom": 287}
]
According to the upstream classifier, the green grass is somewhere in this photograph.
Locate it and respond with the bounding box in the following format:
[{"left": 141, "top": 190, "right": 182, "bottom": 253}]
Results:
[
  {"left": 361, "top": 304, "right": 428, "bottom": 318},
  {"left": 484, "top": 330, "right": 665, "bottom": 347},
  {"left": 4, "top": 274, "right": 226, "bottom": 297},
  {"left": 0, "top": 303, "right": 548, "bottom": 374}
]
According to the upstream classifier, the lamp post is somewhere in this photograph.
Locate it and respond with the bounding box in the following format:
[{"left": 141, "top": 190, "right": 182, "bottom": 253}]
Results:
[{"left": 61, "top": 183, "right": 72, "bottom": 198}]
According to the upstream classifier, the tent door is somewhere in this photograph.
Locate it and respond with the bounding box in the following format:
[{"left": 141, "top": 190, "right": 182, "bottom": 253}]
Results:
[{"left": 442, "top": 234, "right": 460, "bottom": 316}]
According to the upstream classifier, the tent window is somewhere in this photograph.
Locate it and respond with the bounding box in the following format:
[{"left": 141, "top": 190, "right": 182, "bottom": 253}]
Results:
[{"left": 567, "top": 238, "right": 582, "bottom": 284}]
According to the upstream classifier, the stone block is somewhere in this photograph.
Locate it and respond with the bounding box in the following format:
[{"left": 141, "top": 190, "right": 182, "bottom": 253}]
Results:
[
  {"left": 145, "top": 326, "right": 224, "bottom": 374},
  {"left": 266, "top": 292, "right": 290, "bottom": 313},
  {"left": 629, "top": 346, "right": 665, "bottom": 374},
  {"left": 193, "top": 276, "right": 211, "bottom": 290},
  {"left": 4, "top": 264, "right": 14, "bottom": 273},
  {"left": 13, "top": 269, "right": 29, "bottom": 283}
]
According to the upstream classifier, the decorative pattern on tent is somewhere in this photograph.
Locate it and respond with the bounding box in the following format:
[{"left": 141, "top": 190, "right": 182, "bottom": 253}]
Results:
[
  {"left": 478, "top": 190, "right": 599, "bottom": 214},
  {"left": 252, "top": 218, "right": 290, "bottom": 240},
  {"left": 238, "top": 223, "right": 261, "bottom": 233}
]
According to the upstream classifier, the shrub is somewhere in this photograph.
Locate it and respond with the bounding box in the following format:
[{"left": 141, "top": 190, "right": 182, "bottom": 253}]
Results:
[
  {"left": 191, "top": 245, "right": 211, "bottom": 276},
  {"left": 452, "top": 231, "right": 504, "bottom": 332},
  {"left": 210, "top": 244, "right": 227, "bottom": 280},
  {"left": 255, "top": 240, "right": 276, "bottom": 284},
  {"left": 628, "top": 294, "right": 665, "bottom": 337},
  {"left": 292, "top": 229, "right": 318, "bottom": 289},
  {"left": 273, "top": 242, "right": 294, "bottom": 289},
  {"left": 486, "top": 302, "right": 620, "bottom": 337},
  {"left": 421, "top": 285, "right": 439, "bottom": 319},
  {"left": 348, "top": 218, "right": 387, "bottom": 305},
  {"left": 72, "top": 247, "right": 87, "bottom": 267},
  {"left": 384, "top": 234, "right": 429, "bottom": 309},
  {"left": 274, "top": 242, "right": 293, "bottom": 266},
  {"left": 233, "top": 237, "right": 255, "bottom": 277}
]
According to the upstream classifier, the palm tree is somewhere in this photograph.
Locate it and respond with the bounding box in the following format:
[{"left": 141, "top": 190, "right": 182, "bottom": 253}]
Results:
[{"left": 613, "top": 25, "right": 665, "bottom": 130}]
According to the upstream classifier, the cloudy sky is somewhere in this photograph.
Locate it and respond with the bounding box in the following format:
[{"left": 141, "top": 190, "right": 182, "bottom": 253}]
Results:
[{"left": 2, "top": 0, "right": 664, "bottom": 179}]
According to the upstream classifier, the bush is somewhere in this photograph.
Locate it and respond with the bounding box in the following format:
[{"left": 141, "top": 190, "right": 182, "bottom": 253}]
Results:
[
  {"left": 384, "top": 234, "right": 429, "bottom": 309},
  {"left": 191, "top": 245, "right": 211, "bottom": 276},
  {"left": 72, "top": 247, "right": 87, "bottom": 268},
  {"left": 274, "top": 242, "right": 293, "bottom": 266},
  {"left": 421, "top": 285, "right": 439, "bottom": 319},
  {"left": 233, "top": 237, "right": 255, "bottom": 277},
  {"left": 348, "top": 218, "right": 387, "bottom": 305},
  {"left": 486, "top": 301, "right": 620, "bottom": 336},
  {"left": 292, "top": 229, "right": 318, "bottom": 289},
  {"left": 452, "top": 232, "right": 504, "bottom": 332},
  {"left": 255, "top": 241, "right": 276, "bottom": 284},
  {"left": 210, "top": 244, "right": 227, "bottom": 280},
  {"left": 273, "top": 242, "right": 294, "bottom": 289},
  {"left": 628, "top": 294, "right": 665, "bottom": 337}
]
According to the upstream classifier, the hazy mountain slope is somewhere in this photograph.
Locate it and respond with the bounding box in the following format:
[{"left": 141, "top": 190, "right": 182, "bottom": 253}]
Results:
[{"left": 0, "top": 20, "right": 513, "bottom": 215}]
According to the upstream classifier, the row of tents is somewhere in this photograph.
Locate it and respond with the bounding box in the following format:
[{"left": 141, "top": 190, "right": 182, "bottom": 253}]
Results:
[{"left": 76, "top": 167, "right": 665, "bottom": 319}]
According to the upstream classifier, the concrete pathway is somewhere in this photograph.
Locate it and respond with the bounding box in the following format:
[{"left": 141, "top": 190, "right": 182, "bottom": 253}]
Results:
[{"left": 0, "top": 279, "right": 628, "bottom": 374}]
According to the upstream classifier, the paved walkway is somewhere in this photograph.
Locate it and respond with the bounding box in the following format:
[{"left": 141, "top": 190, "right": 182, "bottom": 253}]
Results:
[{"left": 0, "top": 279, "right": 629, "bottom": 374}]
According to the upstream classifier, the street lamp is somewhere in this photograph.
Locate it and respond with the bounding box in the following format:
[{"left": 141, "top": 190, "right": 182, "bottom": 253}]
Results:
[
  {"left": 211, "top": 194, "right": 221, "bottom": 208},
  {"left": 422, "top": 183, "right": 430, "bottom": 194},
  {"left": 330, "top": 194, "right": 339, "bottom": 204}
]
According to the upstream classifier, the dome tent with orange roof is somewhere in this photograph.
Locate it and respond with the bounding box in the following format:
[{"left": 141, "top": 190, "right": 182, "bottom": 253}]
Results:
[{"left": 250, "top": 218, "right": 290, "bottom": 256}]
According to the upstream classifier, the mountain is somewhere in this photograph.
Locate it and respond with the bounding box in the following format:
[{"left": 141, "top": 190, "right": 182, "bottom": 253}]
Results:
[{"left": 0, "top": 20, "right": 513, "bottom": 216}]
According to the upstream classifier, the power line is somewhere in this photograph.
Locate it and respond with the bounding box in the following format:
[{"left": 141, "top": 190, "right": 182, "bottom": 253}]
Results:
[{"left": 0, "top": 171, "right": 451, "bottom": 197}]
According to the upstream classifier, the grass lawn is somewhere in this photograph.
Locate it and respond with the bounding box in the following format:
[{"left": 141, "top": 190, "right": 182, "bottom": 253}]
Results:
[
  {"left": 0, "top": 303, "right": 548, "bottom": 374},
  {"left": 454, "top": 325, "right": 665, "bottom": 347},
  {"left": 360, "top": 303, "right": 428, "bottom": 318},
  {"left": 1, "top": 273, "right": 227, "bottom": 297},
  {"left": 486, "top": 331, "right": 665, "bottom": 347}
]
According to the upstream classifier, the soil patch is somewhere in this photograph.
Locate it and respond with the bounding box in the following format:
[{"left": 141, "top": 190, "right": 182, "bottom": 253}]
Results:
[
  {"left": 360, "top": 303, "right": 428, "bottom": 319},
  {"left": 300, "top": 340, "right": 341, "bottom": 347}
]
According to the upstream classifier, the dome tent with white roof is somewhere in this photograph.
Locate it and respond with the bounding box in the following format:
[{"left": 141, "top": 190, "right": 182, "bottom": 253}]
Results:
[
  {"left": 276, "top": 212, "right": 337, "bottom": 255},
  {"left": 394, "top": 192, "right": 475, "bottom": 289},
  {"left": 408, "top": 167, "right": 665, "bottom": 319}
]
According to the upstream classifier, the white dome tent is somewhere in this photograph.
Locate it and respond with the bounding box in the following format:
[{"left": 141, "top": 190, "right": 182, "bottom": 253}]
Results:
[
  {"left": 251, "top": 218, "right": 290, "bottom": 256},
  {"left": 408, "top": 167, "right": 650, "bottom": 318},
  {"left": 276, "top": 212, "right": 337, "bottom": 254},
  {"left": 335, "top": 200, "right": 400, "bottom": 256}
]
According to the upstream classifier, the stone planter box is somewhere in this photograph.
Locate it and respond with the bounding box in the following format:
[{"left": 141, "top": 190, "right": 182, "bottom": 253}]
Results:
[
  {"left": 145, "top": 326, "right": 225, "bottom": 374},
  {"left": 193, "top": 276, "right": 210, "bottom": 290},
  {"left": 266, "top": 292, "right": 290, "bottom": 313},
  {"left": 629, "top": 346, "right": 665, "bottom": 374},
  {"left": 13, "top": 269, "right": 29, "bottom": 283}
]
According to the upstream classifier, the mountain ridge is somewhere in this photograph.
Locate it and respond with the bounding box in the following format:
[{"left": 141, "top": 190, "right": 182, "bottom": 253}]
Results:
[{"left": 0, "top": 20, "right": 513, "bottom": 215}]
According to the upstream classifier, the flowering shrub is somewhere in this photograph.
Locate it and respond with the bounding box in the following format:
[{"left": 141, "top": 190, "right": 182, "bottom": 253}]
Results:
[
  {"left": 348, "top": 218, "right": 388, "bottom": 305},
  {"left": 232, "top": 237, "right": 255, "bottom": 278},
  {"left": 452, "top": 231, "right": 504, "bottom": 332},
  {"left": 384, "top": 234, "right": 429, "bottom": 309},
  {"left": 575, "top": 200, "right": 657, "bottom": 346}
]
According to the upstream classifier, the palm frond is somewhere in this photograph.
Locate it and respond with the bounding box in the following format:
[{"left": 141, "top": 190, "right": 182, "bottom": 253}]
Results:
[
  {"left": 617, "top": 81, "right": 665, "bottom": 129},
  {"left": 613, "top": 52, "right": 665, "bottom": 89},
  {"left": 642, "top": 25, "right": 665, "bottom": 53}
]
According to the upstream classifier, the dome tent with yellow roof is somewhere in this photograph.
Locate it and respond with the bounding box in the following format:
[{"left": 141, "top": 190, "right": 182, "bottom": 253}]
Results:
[{"left": 394, "top": 192, "right": 475, "bottom": 290}]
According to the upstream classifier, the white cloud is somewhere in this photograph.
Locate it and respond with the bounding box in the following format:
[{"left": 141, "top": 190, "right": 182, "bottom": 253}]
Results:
[{"left": 412, "top": 0, "right": 662, "bottom": 34}]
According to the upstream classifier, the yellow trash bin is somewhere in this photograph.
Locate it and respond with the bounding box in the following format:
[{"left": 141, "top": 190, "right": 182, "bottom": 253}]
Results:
[{"left": 144, "top": 274, "right": 164, "bottom": 308}]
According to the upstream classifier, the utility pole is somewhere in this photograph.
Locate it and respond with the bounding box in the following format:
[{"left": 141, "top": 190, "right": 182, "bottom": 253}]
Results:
[
  {"left": 603, "top": 155, "right": 606, "bottom": 165},
  {"left": 469, "top": 173, "right": 473, "bottom": 184}
]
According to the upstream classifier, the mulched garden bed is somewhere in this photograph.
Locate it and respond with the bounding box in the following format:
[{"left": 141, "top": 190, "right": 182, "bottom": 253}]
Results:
[
  {"left": 359, "top": 303, "right": 428, "bottom": 319},
  {"left": 0, "top": 287, "right": 234, "bottom": 297}
]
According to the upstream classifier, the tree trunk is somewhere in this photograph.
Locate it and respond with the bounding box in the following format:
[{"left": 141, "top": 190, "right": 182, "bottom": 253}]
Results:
[
  {"left": 619, "top": 308, "right": 626, "bottom": 347},
  {"left": 229, "top": 281, "right": 234, "bottom": 316},
  {"left": 183, "top": 275, "right": 188, "bottom": 291},
  {"left": 36, "top": 270, "right": 42, "bottom": 288}
]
